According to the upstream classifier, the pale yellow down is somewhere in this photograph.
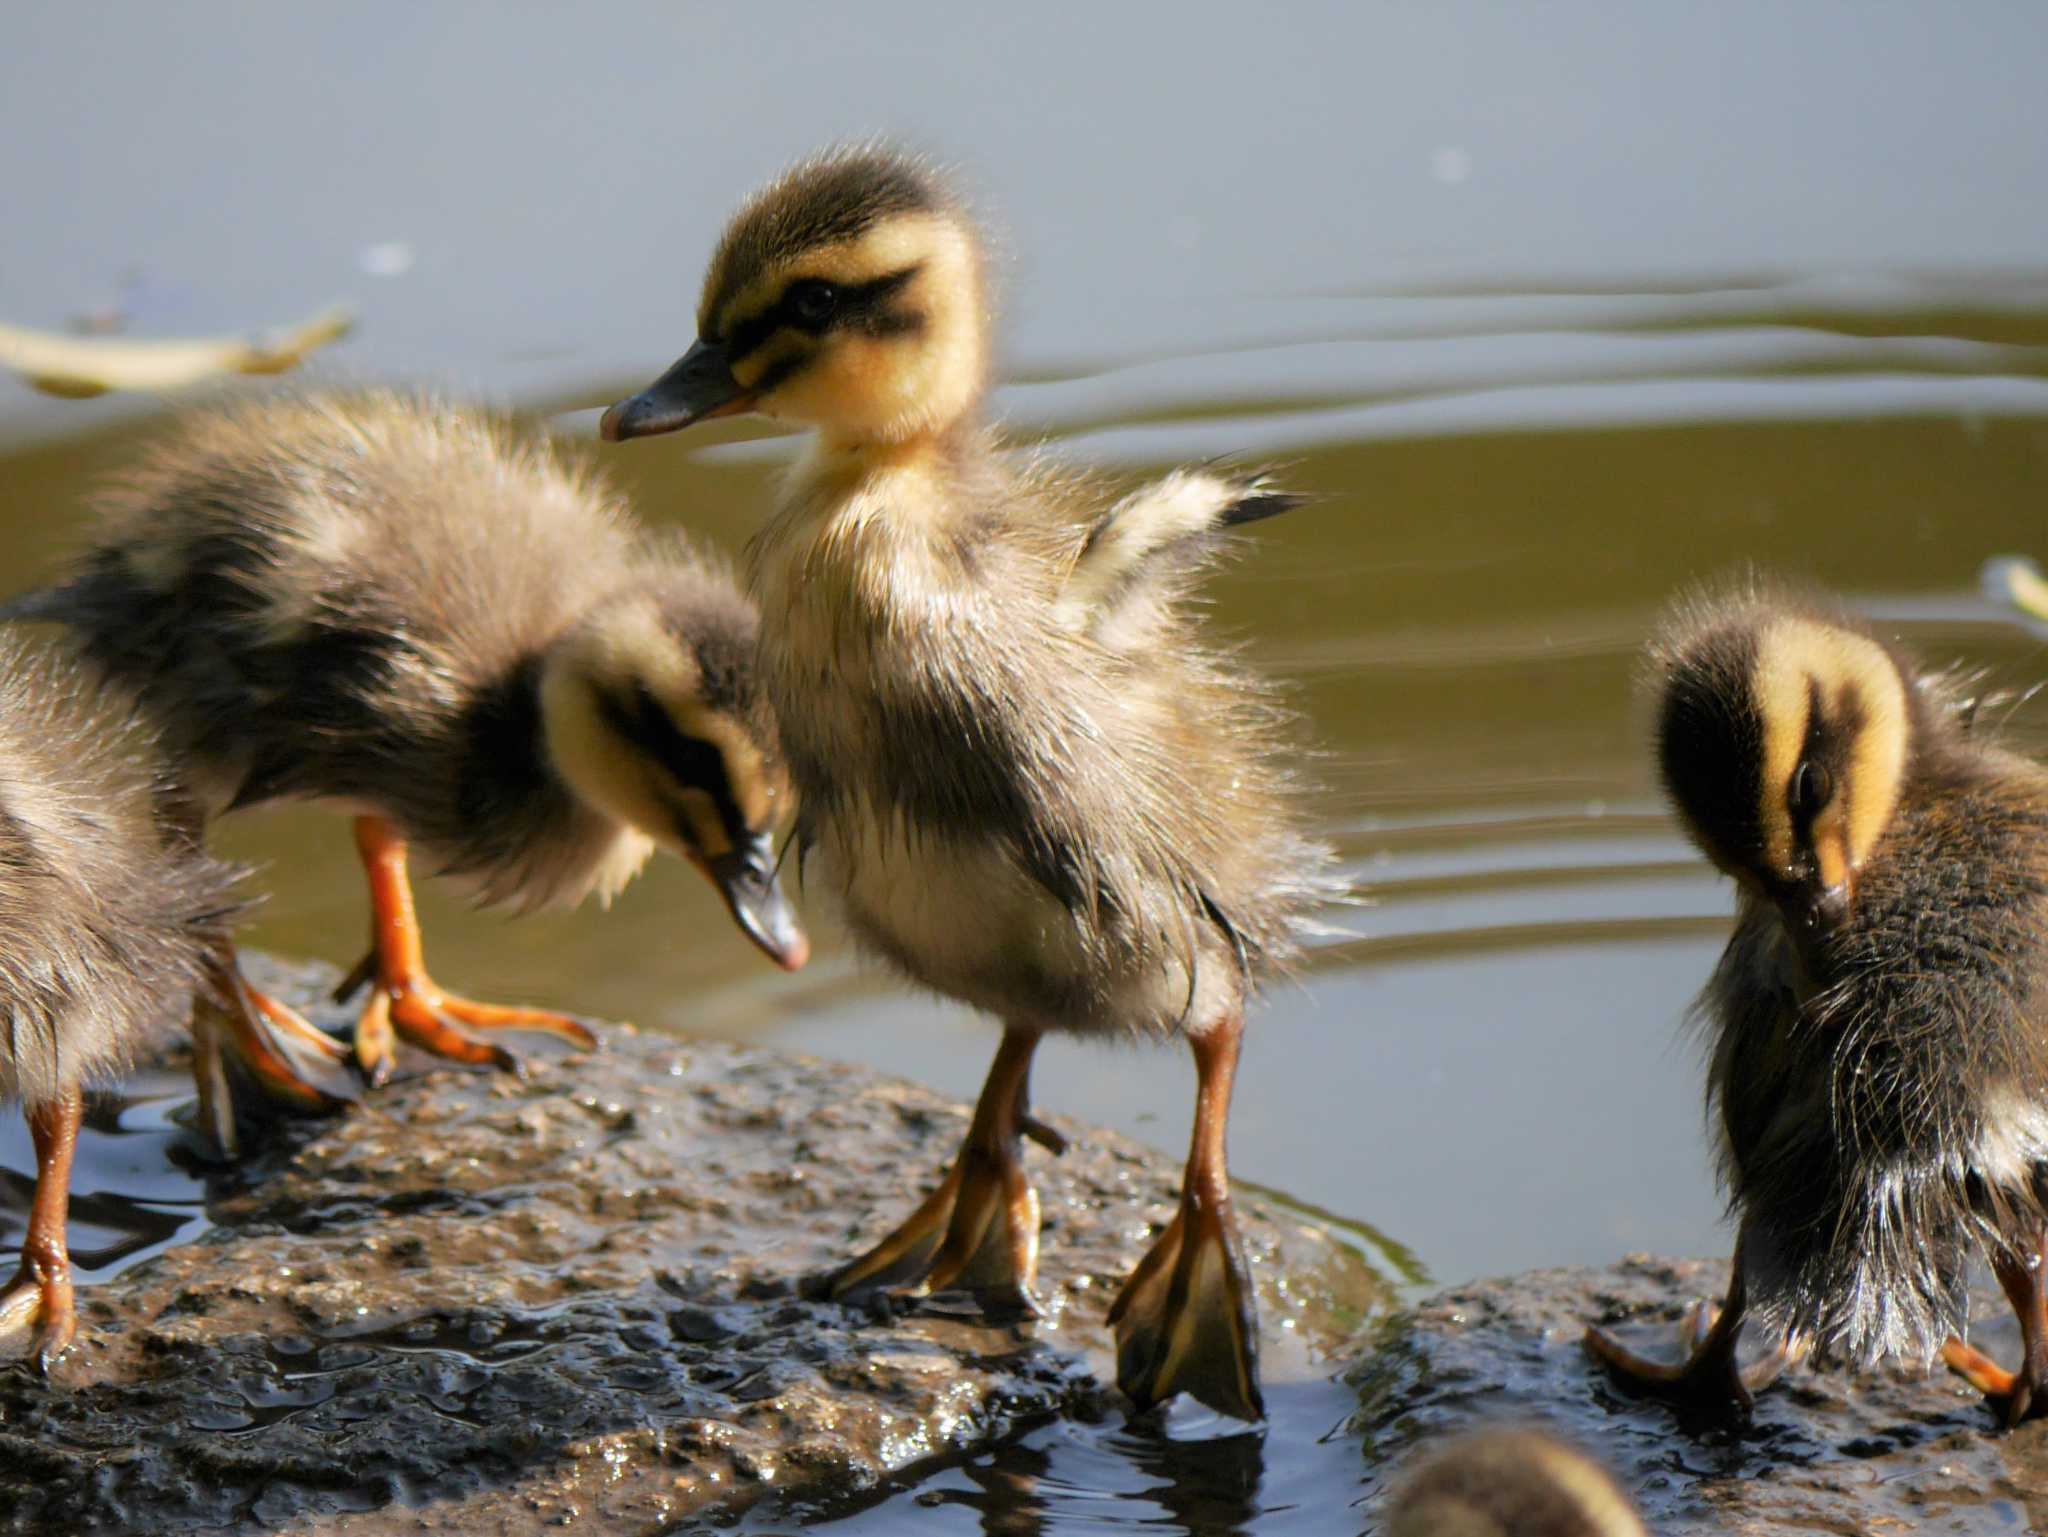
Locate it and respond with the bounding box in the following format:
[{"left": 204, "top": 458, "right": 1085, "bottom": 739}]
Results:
[{"left": 1751, "top": 616, "right": 1908, "bottom": 888}]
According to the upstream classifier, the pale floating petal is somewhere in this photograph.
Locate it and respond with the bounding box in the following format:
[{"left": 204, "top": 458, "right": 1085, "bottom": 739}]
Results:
[
  {"left": 1986, "top": 555, "right": 2048, "bottom": 625},
  {"left": 0, "top": 305, "right": 353, "bottom": 399}
]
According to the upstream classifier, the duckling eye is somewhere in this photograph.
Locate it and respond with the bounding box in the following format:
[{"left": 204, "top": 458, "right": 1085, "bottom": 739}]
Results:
[
  {"left": 1790, "top": 759, "right": 1832, "bottom": 821},
  {"left": 787, "top": 281, "right": 838, "bottom": 327}
]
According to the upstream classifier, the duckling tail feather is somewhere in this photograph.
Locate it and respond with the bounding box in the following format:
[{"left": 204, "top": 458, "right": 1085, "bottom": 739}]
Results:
[
  {"left": 1058, "top": 470, "right": 1305, "bottom": 648},
  {"left": 1217, "top": 487, "right": 1309, "bottom": 528}
]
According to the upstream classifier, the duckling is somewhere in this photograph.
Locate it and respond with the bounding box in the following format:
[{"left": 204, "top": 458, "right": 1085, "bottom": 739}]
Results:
[
  {"left": 600, "top": 146, "right": 1334, "bottom": 1421},
  {"left": 1585, "top": 581, "right": 2048, "bottom": 1424},
  {"left": 4, "top": 392, "right": 805, "bottom": 1149},
  {"left": 1385, "top": 1430, "right": 1647, "bottom": 1537},
  {"left": 0, "top": 638, "right": 240, "bottom": 1372}
]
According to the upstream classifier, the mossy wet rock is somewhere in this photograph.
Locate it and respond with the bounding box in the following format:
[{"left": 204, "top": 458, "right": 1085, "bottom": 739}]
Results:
[
  {"left": 1351, "top": 1255, "right": 2048, "bottom": 1533},
  {"left": 0, "top": 959, "right": 1380, "bottom": 1536}
]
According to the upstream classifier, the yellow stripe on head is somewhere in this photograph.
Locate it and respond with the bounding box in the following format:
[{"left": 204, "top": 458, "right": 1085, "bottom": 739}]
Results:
[{"left": 1751, "top": 617, "right": 1909, "bottom": 880}]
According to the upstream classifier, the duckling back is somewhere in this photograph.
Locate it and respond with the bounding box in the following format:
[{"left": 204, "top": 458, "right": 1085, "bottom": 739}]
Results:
[{"left": 0, "top": 638, "right": 237, "bottom": 1106}]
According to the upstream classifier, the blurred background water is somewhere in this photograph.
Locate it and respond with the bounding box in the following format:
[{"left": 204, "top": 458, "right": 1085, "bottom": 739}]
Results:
[{"left": 3, "top": 4, "right": 2046, "bottom": 1531}]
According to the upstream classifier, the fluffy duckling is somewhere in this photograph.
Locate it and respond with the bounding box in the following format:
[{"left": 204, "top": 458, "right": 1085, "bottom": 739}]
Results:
[
  {"left": 601, "top": 147, "right": 1334, "bottom": 1421},
  {"left": 1586, "top": 582, "right": 2048, "bottom": 1424},
  {"left": 1386, "top": 1431, "right": 1647, "bottom": 1537},
  {"left": 5, "top": 393, "right": 805, "bottom": 1149},
  {"left": 0, "top": 639, "right": 239, "bottom": 1372}
]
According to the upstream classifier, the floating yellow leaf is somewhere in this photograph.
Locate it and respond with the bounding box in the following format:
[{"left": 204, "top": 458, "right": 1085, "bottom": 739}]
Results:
[
  {"left": 1984, "top": 556, "right": 2048, "bottom": 625},
  {"left": 0, "top": 305, "right": 353, "bottom": 399}
]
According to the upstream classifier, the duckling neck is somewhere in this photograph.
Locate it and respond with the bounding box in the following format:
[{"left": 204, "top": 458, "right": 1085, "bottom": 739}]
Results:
[{"left": 780, "top": 416, "right": 995, "bottom": 537}]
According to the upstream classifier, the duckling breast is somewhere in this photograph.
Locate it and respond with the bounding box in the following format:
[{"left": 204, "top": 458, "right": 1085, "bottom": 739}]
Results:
[{"left": 749, "top": 459, "right": 1321, "bottom": 1037}]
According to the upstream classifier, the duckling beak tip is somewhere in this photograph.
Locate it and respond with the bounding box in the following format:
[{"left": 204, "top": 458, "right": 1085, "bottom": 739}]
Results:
[
  {"left": 773, "top": 929, "right": 812, "bottom": 973},
  {"left": 735, "top": 890, "right": 809, "bottom": 972}
]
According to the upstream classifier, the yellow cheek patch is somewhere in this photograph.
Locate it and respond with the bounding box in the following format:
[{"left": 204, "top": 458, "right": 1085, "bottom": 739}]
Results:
[
  {"left": 733, "top": 331, "right": 815, "bottom": 393},
  {"left": 1839, "top": 666, "right": 1908, "bottom": 867},
  {"left": 1751, "top": 623, "right": 1814, "bottom": 879},
  {"left": 1812, "top": 814, "right": 1851, "bottom": 892}
]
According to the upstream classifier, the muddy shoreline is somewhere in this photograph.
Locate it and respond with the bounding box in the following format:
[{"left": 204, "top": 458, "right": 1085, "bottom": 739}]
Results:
[{"left": 0, "top": 959, "right": 1382, "bottom": 1536}]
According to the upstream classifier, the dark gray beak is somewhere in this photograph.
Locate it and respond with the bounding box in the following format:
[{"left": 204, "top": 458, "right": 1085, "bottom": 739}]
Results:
[
  {"left": 600, "top": 339, "right": 753, "bottom": 441},
  {"left": 706, "top": 831, "right": 809, "bottom": 971}
]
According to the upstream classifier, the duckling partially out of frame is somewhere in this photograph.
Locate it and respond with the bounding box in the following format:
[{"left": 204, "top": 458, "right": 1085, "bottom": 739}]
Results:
[
  {"left": 1386, "top": 1430, "right": 1647, "bottom": 1537},
  {"left": 5, "top": 393, "right": 805, "bottom": 1150},
  {"left": 1587, "top": 582, "right": 2048, "bottom": 1425},
  {"left": 603, "top": 147, "right": 1336, "bottom": 1421},
  {"left": 0, "top": 639, "right": 240, "bottom": 1372}
]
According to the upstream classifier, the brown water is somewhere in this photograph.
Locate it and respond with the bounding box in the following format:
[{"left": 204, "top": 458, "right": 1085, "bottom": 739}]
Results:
[{"left": 4, "top": 5, "right": 2048, "bottom": 1532}]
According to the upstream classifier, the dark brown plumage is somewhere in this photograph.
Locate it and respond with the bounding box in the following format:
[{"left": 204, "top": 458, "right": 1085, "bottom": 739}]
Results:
[
  {"left": 0, "top": 637, "right": 239, "bottom": 1372},
  {"left": 1587, "top": 580, "right": 2048, "bottom": 1424},
  {"left": 603, "top": 145, "right": 1338, "bottom": 1420},
  {"left": 4, "top": 392, "right": 804, "bottom": 1146}
]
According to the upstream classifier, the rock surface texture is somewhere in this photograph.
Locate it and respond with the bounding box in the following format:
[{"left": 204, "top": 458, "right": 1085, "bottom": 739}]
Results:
[
  {"left": 1351, "top": 1254, "right": 2048, "bottom": 1534},
  {"left": 0, "top": 961, "right": 1379, "bottom": 1536}
]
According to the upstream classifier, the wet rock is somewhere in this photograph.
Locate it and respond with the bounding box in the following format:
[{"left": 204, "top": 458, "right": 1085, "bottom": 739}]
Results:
[
  {"left": 1350, "top": 1254, "right": 2048, "bottom": 1533},
  {"left": 0, "top": 959, "right": 1382, "bottom": 1536}
]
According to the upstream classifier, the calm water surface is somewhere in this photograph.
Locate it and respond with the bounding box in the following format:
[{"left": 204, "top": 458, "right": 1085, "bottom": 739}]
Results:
[{"left": 4, "top": 5, "right": 2048, "bottom": 1532}]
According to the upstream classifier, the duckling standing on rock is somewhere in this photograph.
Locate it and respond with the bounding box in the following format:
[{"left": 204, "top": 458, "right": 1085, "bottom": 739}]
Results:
[
  {"left": 602, "top": 147, "right": 1335, "bottom": 1420},
  {"left": 1586, "top": 583, "right": 2048, "bottom": 1424},
  {"left": 0, "top": 639, "right": 240, "bottom": 1372},
  {"left": 4, "top": 393, "right": 806, "bottom": 1152}
]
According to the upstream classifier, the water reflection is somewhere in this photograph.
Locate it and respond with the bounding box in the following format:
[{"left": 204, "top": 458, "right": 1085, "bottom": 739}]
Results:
[
  {"left": 0, "top": 1071, "right": 209, "bottom": 1282},
  {"left": 730, "top": 1381, "right": 1368, "bottom": 1537}
]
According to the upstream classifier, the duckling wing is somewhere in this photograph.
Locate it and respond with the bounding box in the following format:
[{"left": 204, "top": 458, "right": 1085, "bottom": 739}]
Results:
[{"left": 1054, "top": 471, "right": 1303, "bottom": 652}]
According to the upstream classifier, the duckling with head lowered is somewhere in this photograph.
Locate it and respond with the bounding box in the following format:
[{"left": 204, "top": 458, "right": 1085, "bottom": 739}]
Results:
[
  {"left": 1587, "top": 582, "right": 2048, "bottom": 1424},
  {"left": 603, "top": 147, "right": 1335, "bottom": 1420},
  {"left": 5, "top": 393, "right": 806, "bottom": 1148},
  {"left": 0, "top": 639, "right": 240, "bottom": 1373}
]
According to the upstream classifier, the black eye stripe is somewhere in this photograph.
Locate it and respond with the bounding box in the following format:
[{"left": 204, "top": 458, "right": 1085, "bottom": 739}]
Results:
[
  {"left": 724, "top": 264, "right": 923, "bottom": 363},
  {"left": 1789, "top": 673, "right": 1863, "bottom": 829},
  {"left": 595, "top": 683, "right": 749, "bottom": 840}
]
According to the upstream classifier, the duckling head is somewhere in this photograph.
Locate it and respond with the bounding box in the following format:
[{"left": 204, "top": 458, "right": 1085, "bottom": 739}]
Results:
[
  {"left": 602, "top": 145, "right": 987, "bottom": 447},
  {"left": 539, "top": 581, "right": 807, "bottom": 969},
  {"left": 1653, "top": 600, "right": 1912, "bottom": 938},
  {"left": 1386, "top": 1429, "right": 1646, "bottom": 1537}
]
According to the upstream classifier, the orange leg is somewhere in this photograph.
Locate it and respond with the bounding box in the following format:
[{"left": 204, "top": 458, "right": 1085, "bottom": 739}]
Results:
[
  {"left": 1583, "top": 1238, "right": 1793, "bottom": 1416},
  {"left": 1943, "top": 1230, "right": 2048, "bottom": 1427},
  {"left": 0, "top": 1088, "right": 83, "bottom": 1375},
  {"left": 351, "top": 815, "right": 596, "bottom": 1086},
  {"left": 1108, "top": 1011, "right": 1264, "bottom": 1422},
  {"left": 190, "top": 944, "right": 356, "bottom": 1157},
  {"left": 829, "top": 1026, "right": 1057, "bottom": 1314}
]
